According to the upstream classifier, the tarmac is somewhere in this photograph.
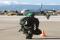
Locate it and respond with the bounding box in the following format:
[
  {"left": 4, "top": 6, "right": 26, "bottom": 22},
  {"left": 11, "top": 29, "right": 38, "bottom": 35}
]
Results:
[{"left": 0, "top": 16, "right": 60, "bottom": 40}]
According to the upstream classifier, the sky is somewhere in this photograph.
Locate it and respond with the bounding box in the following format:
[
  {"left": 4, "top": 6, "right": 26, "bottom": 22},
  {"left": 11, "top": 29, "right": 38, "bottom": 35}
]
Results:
[{"left": 0, "top": 0, "right": 60, "bottom": 5}]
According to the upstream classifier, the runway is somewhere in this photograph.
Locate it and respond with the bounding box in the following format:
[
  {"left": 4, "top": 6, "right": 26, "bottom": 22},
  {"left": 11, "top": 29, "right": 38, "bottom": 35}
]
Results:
[{"left": 0, "top": 16, "right": 60, "bottom": 40}]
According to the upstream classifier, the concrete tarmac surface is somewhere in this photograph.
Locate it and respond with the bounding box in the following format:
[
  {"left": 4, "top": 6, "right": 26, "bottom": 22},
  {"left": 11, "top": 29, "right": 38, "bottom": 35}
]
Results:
[{"left": 0, "top": 16, "right": 60, "bottom": 40}]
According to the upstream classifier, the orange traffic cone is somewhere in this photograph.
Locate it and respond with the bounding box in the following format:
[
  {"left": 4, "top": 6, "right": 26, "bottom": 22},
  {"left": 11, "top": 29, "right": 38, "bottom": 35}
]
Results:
[{"left": 40, "top": 30, "right": 47, "bottom": 38}]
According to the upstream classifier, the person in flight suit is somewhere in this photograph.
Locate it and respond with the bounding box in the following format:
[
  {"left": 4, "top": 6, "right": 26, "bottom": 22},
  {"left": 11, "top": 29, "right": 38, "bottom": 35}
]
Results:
[{"left": 19, "top": 12, "right": 42, "bottom": 39}]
